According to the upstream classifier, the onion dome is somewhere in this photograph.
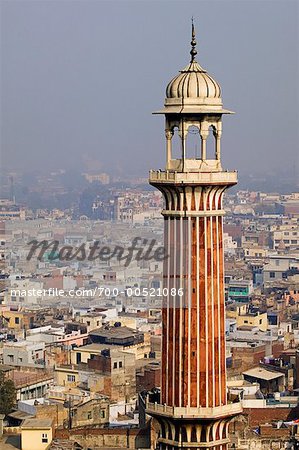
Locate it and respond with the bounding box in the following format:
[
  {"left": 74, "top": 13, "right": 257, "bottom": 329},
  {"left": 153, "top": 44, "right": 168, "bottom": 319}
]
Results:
[{"left": 155, "top": 21, "right": 232, "bottom": 115}]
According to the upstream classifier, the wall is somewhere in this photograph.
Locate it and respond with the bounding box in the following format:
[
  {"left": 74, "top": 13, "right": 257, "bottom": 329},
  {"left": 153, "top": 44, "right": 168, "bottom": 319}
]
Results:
[
  {"left": 21, "top": 427, "right": 53, "bottom": 450},
  {"left": 55, "top": 426, "right": 150, "bottom": 449}
]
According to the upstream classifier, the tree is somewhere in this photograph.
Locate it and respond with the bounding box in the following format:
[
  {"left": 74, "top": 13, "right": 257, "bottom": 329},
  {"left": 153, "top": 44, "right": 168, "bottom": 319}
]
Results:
[{"left": 0, "top": 371, "right": 16, "bottom": 415}]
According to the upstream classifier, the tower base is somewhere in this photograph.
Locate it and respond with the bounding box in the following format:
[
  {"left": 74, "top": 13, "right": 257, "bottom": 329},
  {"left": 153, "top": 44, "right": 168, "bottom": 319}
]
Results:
[{"left": 147, "top": 401, "right": 242, "bottom": 450}]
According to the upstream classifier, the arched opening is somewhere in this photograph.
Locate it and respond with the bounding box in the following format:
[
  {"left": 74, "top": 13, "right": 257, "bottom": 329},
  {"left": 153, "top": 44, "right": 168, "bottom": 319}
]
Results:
[
  {"left": 171, "top": 127, "right": 181, "bottom": 159},
  {"left": 186, "top": 125, "right": 200, "bottom": 159},
  {"left": 191, "top": 426, "right": 197, "bottom": 442},
  {"left": 160, "top": 421, "right": 166, "bottom": 438},
  {"left": 181, "top": 426, "right": 187, "bottom": 442},
  {"left": 206, "top": 125, "right": 216, "bottom": 160},
  {"left": 200, "top": 426, "right": 207, "bottom": 442}
]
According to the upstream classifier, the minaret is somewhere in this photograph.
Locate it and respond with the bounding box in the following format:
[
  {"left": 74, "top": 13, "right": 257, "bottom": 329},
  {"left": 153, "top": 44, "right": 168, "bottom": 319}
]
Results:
[{"left": 146, "top": 23, "right": 242, "bottom": 449}]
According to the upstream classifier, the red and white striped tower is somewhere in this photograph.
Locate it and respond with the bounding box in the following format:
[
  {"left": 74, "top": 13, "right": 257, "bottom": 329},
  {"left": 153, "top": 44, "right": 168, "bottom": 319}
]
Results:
[{"left": 147, "top": 23, "right": 242, "bottom": 449}]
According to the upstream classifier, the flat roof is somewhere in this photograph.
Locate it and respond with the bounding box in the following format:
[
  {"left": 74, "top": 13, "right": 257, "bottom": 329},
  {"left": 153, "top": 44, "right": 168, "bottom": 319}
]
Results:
[
  {"left": 73, "top": 343, "right": 108, "bottom": 352},
  {"left": 90, "top": 326, "right": 142, "bottom": 339},
  {"left": 243, "top": 367, "right": 284, "bottom": 381},
  {"left": 21, "top": 418, "right": 53, "bottom": 429},
  {"left": 0, "top": 364, "right": 14, "bottom": 372},
  {"left": 8, "top": 410, "right": 34, "bottom": 420},
  {"left": 9, "top": 370, "right": 53, "bottom": 388}
]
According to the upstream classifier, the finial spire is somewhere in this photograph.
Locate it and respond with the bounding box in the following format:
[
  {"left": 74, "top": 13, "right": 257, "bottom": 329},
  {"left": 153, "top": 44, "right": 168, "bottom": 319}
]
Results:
[{"left": 190, "top": 17, "right": 197, "bottom": 62}]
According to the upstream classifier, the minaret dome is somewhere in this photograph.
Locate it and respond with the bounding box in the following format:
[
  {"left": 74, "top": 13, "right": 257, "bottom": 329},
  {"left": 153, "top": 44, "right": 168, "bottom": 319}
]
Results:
[{"left": 157, "top": 22, "right": 232, "bottom": 114}]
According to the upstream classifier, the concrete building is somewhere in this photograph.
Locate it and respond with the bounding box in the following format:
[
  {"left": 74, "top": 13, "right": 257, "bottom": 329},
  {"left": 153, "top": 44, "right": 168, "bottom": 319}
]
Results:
[
  {"left": 243, "top": 367, "right": 285, "bottom": 394},
  {"left": 226, "top": 279, "right": 253, "bottom": 302},
  {"left": 0, "top": 365, "right": 53, "bottom": 401},
  {"left": 88, "top": 325, "right": 151, "bottom": 359},
  {"left": 273, "top": 220, "right": 299, "bottom": 250},
  {"left": 21, "top": 418, "right": 53, "bottom": 450},
  {"left": 263, "top": 254, "right": 299, "bottom": 285},
  {"left": 3, "top": 341, "right": 45, "bottom": 368},
  {"left": 235, "top": 307, "right": 268, "bottom": 332},
  {"left": 0, "top": 307, "right": 35, "bottom": 330}
]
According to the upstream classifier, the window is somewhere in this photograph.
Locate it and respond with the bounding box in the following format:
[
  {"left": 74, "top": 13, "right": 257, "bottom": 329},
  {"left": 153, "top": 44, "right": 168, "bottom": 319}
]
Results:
[
  {"left": 119, "top": 361, "right": 123, "bottom": 368},
  {"left": 15, "top": 317, "right": 20, "bottom": 324},
  {"left": 113, "top": 362, "right": 117, "bottom": 369},
  {"left": 270, "top": 272, "right": 275, "bottom": 279},
  {"left": 101, "top": 410, "right": 105, "bottom": 418},
  {"left": 259, "top": 319, "right": 262, "bottom": 325},
  {"left": 67, "top": 374, "right": 75, "bottom": 382},
  {"left": 87, "top": 411, "right": 92, "bottom": 419},
  {"left": 8, "top": 355, "right": 14, "bottom": 362},
  {"left": 42, "top": 433, "right": 48, "bottom": 443}
]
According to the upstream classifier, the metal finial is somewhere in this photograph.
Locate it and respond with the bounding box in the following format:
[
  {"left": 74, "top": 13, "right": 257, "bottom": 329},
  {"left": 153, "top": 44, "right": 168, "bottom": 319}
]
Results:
[{"left": 190, "top": 17, "right": 197, "bottom": 62}]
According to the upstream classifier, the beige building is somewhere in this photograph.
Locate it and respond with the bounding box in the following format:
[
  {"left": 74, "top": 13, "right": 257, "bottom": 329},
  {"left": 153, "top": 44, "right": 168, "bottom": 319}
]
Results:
[
  {"left": 227, "top": 304, "right": 268, "bottom": 332},
  {"left": 236, "top": 310, "right": 268, "bottom": 332},
  {"left": 273, "top": 219, "right": 299, "bottom": 249},
  {"left": 70, "top": 397, "right": 109, "bottom": 428},
  {"left": 56, "top": 347, "right": 136, "bottom": 402},
  {"left": 21, "top": 418, "right": 53, "bottom": 450},
  {"left": 54, "top": 364, "right": 79, "bottom": 387},
  {"left": 75, "top": 312, "right": 104, "bottom": 332},
  {"left": 244, "top": 247, "right": 268, "bottom": 259}
]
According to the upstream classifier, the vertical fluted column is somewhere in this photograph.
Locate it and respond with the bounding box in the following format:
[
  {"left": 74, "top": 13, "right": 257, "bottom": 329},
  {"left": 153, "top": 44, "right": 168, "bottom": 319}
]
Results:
[
  {"left": 215, "top": 123, "right": 222, "bottom": 161},
  {"left": 200, "top": 125, "right": 209, "bottom": 160},
  {"left": 165, "top": 130, "right": 173, "bottom": 168},
  {"left": 160, "top": 185, "right": 228, "bottom": 409}
]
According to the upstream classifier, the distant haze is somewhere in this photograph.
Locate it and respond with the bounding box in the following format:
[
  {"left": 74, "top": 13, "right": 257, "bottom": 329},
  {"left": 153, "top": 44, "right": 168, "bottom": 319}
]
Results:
[{"left": 1, "top": 0, "right": 298, "bottom": 180}]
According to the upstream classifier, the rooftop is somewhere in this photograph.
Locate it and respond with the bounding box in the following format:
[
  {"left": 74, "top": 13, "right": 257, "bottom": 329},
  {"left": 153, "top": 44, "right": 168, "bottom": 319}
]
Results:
[
  {"left": 21, "top": 418, "right": 53, "bottom": 429},
  {"left": 9, "top": 369, "right": 53, "bottom": 388},
  {"left": 243, "top": 367, "right": 284, "bottom": 381},
  {"left": 90, "top": 326, "right": 142, "bottom": 339}
]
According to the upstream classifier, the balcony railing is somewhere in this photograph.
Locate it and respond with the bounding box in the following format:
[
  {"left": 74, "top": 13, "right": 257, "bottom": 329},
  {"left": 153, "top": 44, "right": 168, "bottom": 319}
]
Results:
[
  {"left": 149, "top": 170, "right": 237, "bottom": 185},
  {"left": 146, "top": 400, "right": 242, "bottom": 419}
]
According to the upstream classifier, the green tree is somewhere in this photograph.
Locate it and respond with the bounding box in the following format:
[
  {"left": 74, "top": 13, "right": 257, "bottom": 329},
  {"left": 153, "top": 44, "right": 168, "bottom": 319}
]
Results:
[{"left": 0, "top": 371, "right": 16, "bottom": 415}]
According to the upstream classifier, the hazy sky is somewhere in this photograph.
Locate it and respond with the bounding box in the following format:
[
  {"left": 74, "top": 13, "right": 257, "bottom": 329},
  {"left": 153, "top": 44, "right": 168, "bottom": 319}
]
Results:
[{"left": 1, "top": 0, "right": 298, "bottom": 178}]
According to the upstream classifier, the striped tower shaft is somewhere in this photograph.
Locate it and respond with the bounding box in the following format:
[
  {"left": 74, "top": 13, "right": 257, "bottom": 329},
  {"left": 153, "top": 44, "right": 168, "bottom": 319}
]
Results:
[
  {"left": 161, "top": 185, "right": 227, "bottom": 409},
  {"left": 147, "top": 178, "right": 242, "bottom": 450}
]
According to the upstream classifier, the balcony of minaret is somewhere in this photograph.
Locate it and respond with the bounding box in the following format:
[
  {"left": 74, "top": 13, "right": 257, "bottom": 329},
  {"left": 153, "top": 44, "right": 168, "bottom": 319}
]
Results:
[
  {"left": 166, "top": 118, "right": 223, "bottom": 172},
  {"left": 146, "top": 400, "right": 243, "bottom": 420},
  {"left": 149, "top": 169, "right": 237, "bottom": 186},
  {"left": 149, "top": 118, "right": 237, "bottom": 187}
]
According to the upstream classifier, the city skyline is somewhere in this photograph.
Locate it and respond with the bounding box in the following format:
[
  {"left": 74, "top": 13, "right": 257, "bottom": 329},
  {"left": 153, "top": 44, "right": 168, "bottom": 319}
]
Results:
[{"left": 0, "top": 4, "right": 299, "bottom": 448}]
